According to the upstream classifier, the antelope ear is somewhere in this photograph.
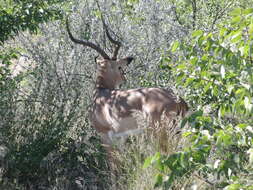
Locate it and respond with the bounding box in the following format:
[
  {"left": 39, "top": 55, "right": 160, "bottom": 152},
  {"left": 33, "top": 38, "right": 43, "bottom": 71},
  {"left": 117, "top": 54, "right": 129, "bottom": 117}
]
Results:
[{"left": 96, "top": 59, "right": 107, "bottom": 67}]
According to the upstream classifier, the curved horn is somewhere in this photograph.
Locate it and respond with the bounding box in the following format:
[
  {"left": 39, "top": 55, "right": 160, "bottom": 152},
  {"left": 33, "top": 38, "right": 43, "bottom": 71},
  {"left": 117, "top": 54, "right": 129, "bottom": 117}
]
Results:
[
  {"left": 101, "top": 16, "right": 121, "bottom": 60},
  {"left": 66, "top": 16, "right": 110, "bottom": 60}
]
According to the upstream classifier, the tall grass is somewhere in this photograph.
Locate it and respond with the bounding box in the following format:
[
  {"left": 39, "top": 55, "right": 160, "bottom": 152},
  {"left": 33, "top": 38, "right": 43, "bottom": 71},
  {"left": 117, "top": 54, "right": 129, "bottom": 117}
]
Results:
[
  {"left": 107, "top": 112, "right": 214, "bottom": 190},
  {"left": 107, "top": 112, "right": 188, "bottom": 190}
]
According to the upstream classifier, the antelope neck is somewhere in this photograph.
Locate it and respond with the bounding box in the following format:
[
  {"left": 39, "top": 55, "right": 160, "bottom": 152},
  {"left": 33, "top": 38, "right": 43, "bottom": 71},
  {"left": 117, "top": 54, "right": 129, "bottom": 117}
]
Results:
[
  {"left": 95, "top": 75, "right": 116, "bottom": 90},
  {"left": 96, "top": 86, "right": 113, "bottom": 90}
]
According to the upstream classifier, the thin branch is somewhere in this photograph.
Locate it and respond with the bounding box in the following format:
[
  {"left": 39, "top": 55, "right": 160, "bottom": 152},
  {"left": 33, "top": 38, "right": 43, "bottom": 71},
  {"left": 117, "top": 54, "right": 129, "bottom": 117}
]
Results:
[
  {"left": 171, "top": 3, "right": 183, "bottom": 26},
  {"left": 191, "top": 0, "right": 197, "bottom": 30},
  {"left": 211, "top": 1, "right": 234, "bottom": 30},
  {"left": 193, "top": 173, "right": 216, "bottom": 187}
]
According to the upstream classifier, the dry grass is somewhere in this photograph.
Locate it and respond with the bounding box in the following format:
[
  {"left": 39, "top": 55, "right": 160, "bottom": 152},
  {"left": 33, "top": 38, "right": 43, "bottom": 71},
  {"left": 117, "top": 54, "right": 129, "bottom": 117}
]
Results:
[{"left": 106, "top": 112, "right": 188, "bottom": 190}]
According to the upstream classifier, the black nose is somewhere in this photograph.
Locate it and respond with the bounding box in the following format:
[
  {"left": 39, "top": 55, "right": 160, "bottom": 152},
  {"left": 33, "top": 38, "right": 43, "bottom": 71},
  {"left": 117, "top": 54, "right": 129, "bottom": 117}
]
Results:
[{"left": 126, "top": 57, "right": 134, "bottom": 64}]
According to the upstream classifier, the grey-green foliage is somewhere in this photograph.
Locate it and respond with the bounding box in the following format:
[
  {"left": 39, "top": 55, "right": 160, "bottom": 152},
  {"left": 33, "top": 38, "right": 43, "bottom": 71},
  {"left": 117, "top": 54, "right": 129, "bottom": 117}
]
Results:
[
  {"left": 66, "top": 0, "right": 185, "bottom": 88},
  {"left": 79, "top": 0, "right": 248, "bottom": 88},
  {"left": 1, "top": 4, "right": 109, "bottom": 190},
  {"left": 1, "top": 21, "right": 110, "bottom": 189},
  {"left": 1, "top": 0, "right": 252, "bottom": 189}
]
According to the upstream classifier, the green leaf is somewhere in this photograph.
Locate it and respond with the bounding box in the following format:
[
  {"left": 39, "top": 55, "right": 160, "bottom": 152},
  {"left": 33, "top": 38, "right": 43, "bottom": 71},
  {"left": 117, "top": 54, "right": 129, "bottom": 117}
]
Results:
[
  {"left": 192, "top": 30, "right": 203, "bottom": 38},
  {"left": 182, "top": 131, "right": 192, "bottom": 137},
  {"left": 188, "top": 110, "right": 203, "bottom": 121},
  {"left": 230, "top": 31, "right": 242, "bottom": 43},
  {"left": 239, "top": 45, "right": 249, "bottom": 57},
  {"left": 143, "top": 152, "right": 161, "bottom": 169},
  {"left": 180, "top": 152, "right": 188, "bottom": 168},
  {"left": 201, "top": 54, "right": 209, "bottom": 62},
  {"left": 203, "top": 82, "right": 212, "bottom": 93},
  {"left": 151, "top": 152, "right": 161, "bottom": 163},
  {"left": 154, "top": 173, "right": 163, "bottom": 188},
  {"left": 218, "top": 105, "right": 226, "bottom": 117},
  {"left": 171, "top": 41, "right": 180, "bottom": 52},
  {"left": 236, "top": 123, "right": 248, "bottom": 129},
  {"left": 156, "top": 159, "right": 164, "bottom": 171},
  {"left": 224, "top": 183, "right": 242, "bottom": 190},
  {"left": 190, "top": 57, "right": 198, "bottom": 65},
  {"left": 185, "top": 77, "right": 195, "bottom": 86},
  {"left": 235, "top": 88, "right": 246, "bottom": 97},
  {"left": 219, "top": 27, "right": 227, "bottom": 37},
  {"left": 249, "top": 23, "right": 253, "bottom": 35},
  {"left": 143, "top": 156, "right": 152, "bottom": 169},
  {"left": 243, "top": 8, "right": 253, "bottom": 15},
  {"left": 213, "top": 85, "right": 219, "bottom": 97},
  {"left": 230, "top": 8, "right": 242, "bottom": 16},
  {"left": 231, "top": 16, "right": 241, "bottom": 24}
]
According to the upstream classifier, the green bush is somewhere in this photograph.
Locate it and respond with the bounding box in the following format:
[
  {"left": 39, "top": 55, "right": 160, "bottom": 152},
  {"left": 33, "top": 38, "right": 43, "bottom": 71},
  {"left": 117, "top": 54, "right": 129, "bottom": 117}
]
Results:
[{"left": 146, "top": 8, "right": 253, "bottom": 189}]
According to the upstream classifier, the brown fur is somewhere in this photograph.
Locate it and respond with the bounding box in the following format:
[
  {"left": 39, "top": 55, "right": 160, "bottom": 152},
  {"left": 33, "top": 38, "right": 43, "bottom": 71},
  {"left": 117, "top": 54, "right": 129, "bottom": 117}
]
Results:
[{"left": 89, "top": 58, "right": 188, "bottom": 151}]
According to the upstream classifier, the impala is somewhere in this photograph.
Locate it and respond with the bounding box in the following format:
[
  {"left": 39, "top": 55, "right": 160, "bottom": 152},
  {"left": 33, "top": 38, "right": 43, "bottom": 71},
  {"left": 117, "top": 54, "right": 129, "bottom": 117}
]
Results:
[{"left": 66, "top": 17, "right": 189, "bottom": 153}]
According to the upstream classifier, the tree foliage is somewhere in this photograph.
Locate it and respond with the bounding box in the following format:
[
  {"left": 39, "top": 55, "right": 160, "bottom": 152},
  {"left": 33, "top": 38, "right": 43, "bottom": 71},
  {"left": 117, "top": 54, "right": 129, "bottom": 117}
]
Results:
[
  {"left": 0, "top": 0, "right": 66, "bottom": 43},
  {"left": 145, "top": 7, "right": 253, "bottom": 189}
]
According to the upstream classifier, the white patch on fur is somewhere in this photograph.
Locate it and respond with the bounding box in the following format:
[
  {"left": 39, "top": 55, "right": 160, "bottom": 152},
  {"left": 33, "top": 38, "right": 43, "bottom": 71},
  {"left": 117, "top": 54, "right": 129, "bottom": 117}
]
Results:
[{"left": 111, "top": 128, "right": 145, "bottom": 138}]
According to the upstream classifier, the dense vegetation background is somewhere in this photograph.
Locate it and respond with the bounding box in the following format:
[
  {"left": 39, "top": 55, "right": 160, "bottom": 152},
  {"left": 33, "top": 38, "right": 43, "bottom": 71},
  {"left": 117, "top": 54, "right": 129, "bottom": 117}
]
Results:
[{"left": 0, "top": 0, "right": 252, "bottom": 189}]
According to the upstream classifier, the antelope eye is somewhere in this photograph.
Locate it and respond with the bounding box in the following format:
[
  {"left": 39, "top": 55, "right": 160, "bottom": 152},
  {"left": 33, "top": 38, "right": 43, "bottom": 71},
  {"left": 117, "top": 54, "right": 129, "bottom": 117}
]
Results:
[{"left": 118, "top": 66, "right": 122, "bottom": 70}]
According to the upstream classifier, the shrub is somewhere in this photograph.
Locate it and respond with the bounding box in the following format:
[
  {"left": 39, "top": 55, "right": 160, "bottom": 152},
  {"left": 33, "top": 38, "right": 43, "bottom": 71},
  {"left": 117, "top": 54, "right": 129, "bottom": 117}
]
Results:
[{"left": 146, "top": 8, "right": 253, "bottom": 189}]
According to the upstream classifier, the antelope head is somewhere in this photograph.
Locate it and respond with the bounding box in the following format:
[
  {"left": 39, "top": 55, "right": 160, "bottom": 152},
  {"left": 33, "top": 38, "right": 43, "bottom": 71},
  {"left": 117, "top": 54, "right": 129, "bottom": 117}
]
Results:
[{"left": 66, "top": 16, "right": 134, "bottom": 89}]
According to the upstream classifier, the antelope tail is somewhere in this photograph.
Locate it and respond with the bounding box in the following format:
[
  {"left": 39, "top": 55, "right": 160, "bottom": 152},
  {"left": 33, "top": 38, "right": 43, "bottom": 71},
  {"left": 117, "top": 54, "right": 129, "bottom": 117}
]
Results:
[{"left": 178, "top": 97, "right": 189, "bottom": 117}]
